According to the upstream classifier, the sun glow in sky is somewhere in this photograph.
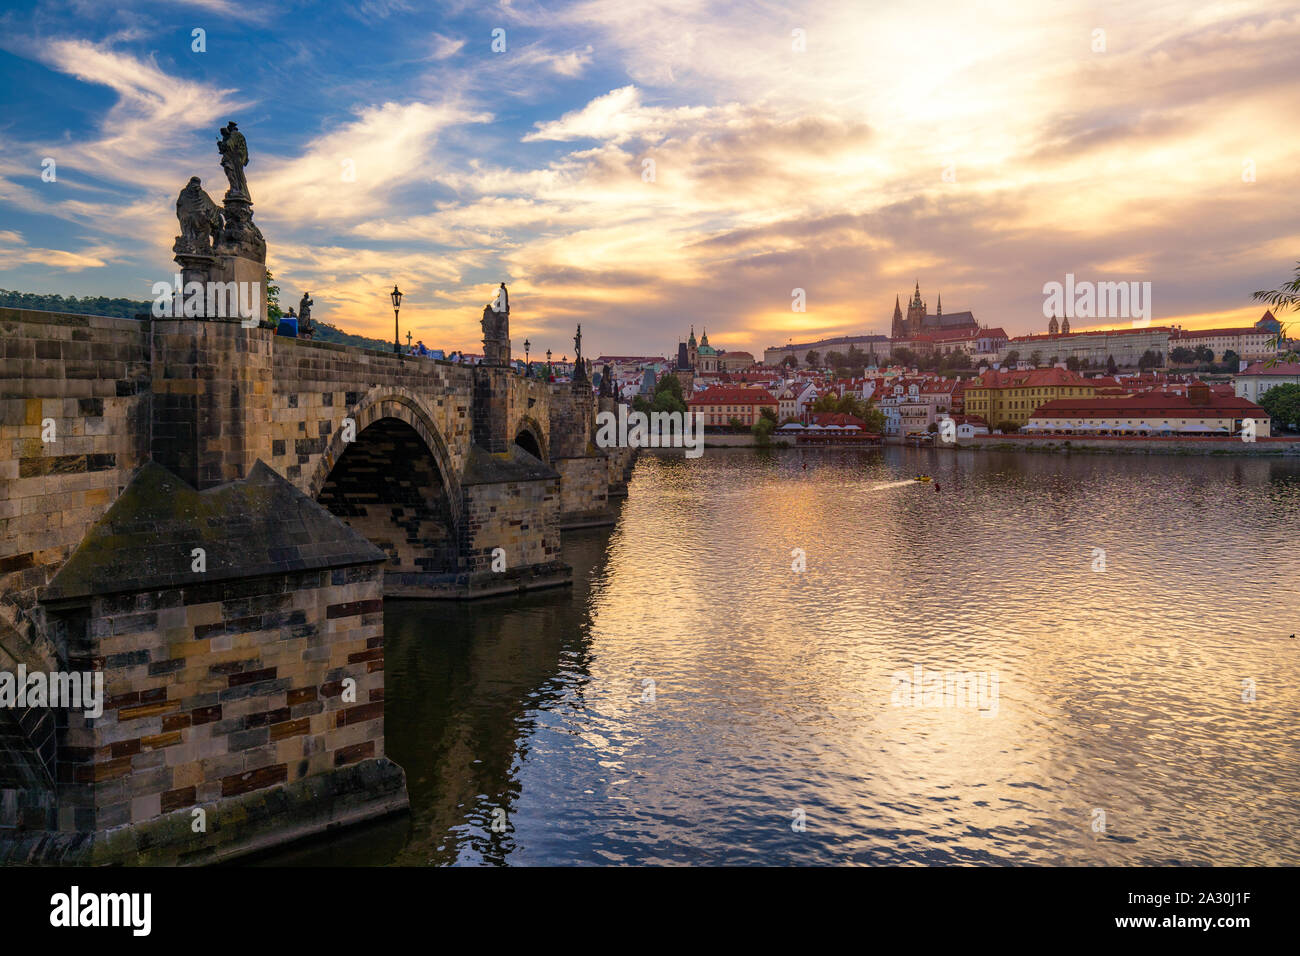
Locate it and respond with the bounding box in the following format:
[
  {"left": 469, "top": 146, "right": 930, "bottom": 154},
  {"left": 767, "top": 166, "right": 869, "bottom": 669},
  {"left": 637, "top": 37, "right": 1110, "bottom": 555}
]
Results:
[{"left": 0, "top": 0, "right": 1297, "bottom": 357}]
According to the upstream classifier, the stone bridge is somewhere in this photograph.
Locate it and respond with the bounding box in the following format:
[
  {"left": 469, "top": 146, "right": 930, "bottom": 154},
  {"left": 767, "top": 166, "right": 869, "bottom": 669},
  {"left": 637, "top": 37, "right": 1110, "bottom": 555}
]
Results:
[{"left": 0, "top": 299, "right": 633, "bottom": 864}]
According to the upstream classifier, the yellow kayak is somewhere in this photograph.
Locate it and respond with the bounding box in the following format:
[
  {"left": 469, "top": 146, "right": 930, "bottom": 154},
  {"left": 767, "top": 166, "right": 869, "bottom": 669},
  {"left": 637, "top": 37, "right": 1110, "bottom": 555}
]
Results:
[{"left": 914, "top": 476, "right": 932, "bottom": 482}]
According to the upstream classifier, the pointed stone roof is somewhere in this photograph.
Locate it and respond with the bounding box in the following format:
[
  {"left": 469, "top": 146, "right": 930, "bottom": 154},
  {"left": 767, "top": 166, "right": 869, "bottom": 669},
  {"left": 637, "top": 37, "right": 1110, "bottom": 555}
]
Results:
[{"left": 42, "top": 461, "right": 386, "bottom": 603}]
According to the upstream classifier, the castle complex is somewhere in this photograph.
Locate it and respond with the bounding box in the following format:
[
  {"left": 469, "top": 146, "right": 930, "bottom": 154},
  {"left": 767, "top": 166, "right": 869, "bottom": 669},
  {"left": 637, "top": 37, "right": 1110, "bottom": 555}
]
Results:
[{"left": 890, "top": 282, "right": 979, "bottom": 339}]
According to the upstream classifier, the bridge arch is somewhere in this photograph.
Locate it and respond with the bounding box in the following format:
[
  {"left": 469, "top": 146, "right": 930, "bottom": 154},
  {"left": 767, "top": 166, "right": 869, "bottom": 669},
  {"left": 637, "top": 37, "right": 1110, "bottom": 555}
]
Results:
[
  {"left": 308, "top": 387, "right": 460, "bottom": 511},
  {"left": 309, "top": 389, "right": 462, "bottom": 579},
  {"left": 514, "top": 415, "right": 548, "bottom": 463}
]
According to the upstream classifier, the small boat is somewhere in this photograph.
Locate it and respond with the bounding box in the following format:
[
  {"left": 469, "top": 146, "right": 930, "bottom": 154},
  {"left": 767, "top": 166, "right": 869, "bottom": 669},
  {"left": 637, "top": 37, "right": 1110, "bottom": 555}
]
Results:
[{"left": 914, "top": 475, "right": 932, "bottom": 482}]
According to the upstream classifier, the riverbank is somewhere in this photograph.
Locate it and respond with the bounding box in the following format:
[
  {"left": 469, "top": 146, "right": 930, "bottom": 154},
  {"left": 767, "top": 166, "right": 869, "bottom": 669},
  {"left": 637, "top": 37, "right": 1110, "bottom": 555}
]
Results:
[
  {"left": 952, "top": 435, "right": 1300, "bottom": 456},
  {"left": 695, "top": 433, "right": 1300, "bottom": 456}
]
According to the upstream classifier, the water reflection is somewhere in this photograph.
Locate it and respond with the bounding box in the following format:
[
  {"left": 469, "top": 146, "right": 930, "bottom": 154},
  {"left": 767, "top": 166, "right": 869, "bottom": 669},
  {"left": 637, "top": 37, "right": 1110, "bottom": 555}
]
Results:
[{"left": 260, "top": 447, "right": 1300, "bottom": 866}]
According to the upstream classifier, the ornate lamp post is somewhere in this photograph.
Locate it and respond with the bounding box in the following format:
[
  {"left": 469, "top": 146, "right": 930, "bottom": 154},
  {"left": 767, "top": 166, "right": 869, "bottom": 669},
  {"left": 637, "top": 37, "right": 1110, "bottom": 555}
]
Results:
[
  {"left": 524, "top": 338, "right": 531, "bottom": 376},
  {"left": 546, "top": 348, "right": 552, "bottom": 380},
  {"left": 390, "top": 285, "right": 403, "bottom": 354}
]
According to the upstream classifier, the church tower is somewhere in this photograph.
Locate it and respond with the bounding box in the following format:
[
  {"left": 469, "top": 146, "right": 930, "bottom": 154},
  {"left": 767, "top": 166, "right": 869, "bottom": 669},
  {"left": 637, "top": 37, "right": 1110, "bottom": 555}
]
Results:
[
  {"left": 1061, "top": 315, "right": 1070, "bottom": 334},
  {"left": 905, "top": 281, "right": 926, "bottom": 335},
  {"left": 1048, "top": 314, "right": 1059, "bottom": 335},
  {"left": 891, "top": 295, "right": 904, "bottom": 339}
]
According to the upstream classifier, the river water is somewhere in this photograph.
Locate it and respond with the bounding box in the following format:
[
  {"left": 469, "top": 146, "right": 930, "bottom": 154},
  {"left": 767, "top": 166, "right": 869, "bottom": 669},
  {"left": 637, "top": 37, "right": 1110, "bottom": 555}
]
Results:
[{"left": 261, "top": 446, "right": 1300, "bottom": 866}]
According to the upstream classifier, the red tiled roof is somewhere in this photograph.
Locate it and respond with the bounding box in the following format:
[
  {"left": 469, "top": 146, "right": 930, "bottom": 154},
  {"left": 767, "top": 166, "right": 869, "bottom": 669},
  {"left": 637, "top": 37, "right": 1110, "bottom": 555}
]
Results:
[
  {"left": 688, "top": 387, "right": 779, "bottom": 405},
  {"left": 1170, "top": 327, "right": 1270, "bottom": 339},
  {"left": 968, "top": 367, "right": 1092, "bottom": 389},
  {"left": 908, "top": 326, "right": 1009, "bottom": 343},
  {"left": 1239, "top": 362, "right": 1300, "bottom": 376},
  {"left": 1010, "top": 327, "right": 1173, "bottom": 342},
  {"left": 810, "top": 412, "right": 868, "bottom": 428},
  {"left": 1033, "top": 392, "right": 1265, "bottom": 418}
]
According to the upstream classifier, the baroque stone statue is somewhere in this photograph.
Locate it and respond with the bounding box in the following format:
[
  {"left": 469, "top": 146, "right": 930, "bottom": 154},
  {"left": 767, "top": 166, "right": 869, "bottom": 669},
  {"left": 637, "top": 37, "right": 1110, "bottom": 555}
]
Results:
[
  {"left": 298, "top": 293, "right": 313, "bottom": 323},
  {"left": 173, "top": 177, "right": 223, "bottom": 255},
  {"left": 218, "top": 121, "right": 251, "bottom": 200}
]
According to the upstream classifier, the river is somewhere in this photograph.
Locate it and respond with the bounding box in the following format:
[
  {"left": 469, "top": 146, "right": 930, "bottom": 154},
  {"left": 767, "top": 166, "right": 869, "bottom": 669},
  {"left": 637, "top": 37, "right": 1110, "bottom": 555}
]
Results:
[{"left": 258, "top": 446, "right": 1300, "bottom": 865}]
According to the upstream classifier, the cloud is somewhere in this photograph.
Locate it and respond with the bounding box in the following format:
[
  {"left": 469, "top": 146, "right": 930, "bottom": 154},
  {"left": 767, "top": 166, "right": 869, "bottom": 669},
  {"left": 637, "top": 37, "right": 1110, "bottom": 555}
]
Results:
[
  {"left": 256, "top": 100, "right": 492, "bottom": 225},
  {"left": 428, "top": 33, "right": 466, "bottom": 60},
  {"left": 0, "top": 230, "right": 119, "bottom": 270}
]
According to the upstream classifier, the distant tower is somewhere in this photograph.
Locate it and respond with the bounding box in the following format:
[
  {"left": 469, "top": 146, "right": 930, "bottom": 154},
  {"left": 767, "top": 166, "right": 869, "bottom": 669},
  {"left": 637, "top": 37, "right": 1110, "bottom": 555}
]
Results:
[
  {"left": 891, "top": 294, "right": 904, "bottom": 338},
  {"left": 687, "top": 325, "right": 698, "bottom": 367},
  {"left": 1061, "top": 315, "right": 1070, "bottom": 334},
  {"left": 936, "top": 293, "right": 942, "bottom": 316},
  {"left": 905, "top": 281, "right": 927, "bottom": 335},
  {"left": 1048, "top": 313, "right": 1059, "bottom": 335}
]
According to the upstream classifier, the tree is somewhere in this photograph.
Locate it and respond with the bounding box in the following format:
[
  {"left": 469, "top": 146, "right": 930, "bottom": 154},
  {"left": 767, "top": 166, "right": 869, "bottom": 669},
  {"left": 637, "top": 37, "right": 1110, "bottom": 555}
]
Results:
[
  {"left": 781, "top": 354, "right": 798, "bottom": 367},
  {"left": 824, "top": 350, "right": 846, "bottom": 368},
  {"left": 752, "top": 414, "right": 777, "bottom": 445},
  {"left": 1065, "top": 356, "right": 1081, "bottom": 371},
  {"left": 1221, "top": 349, "right": 1240, "bottom": 370},
  {"left": 1106, "top": 355, "right": 1118, "bottom": 375},
  {"left": 1003, "top": 350, "right": 1020, "bottom": 366},
  {"left": 265, "top": 270, "right": 283, "bottom": 325},
  {"left": 845, "top": 344, "right": 866, "bottom": 367},
  {"left": 648, "top": 374, "right": 686, "bottom": 414},
  {"left": 860, "top": 399, "right": 887, "bottom": 434},
  {"left": 1194, "top": 346, "right": 1214, "bottom": 364},
  {"left": 804, "top": 350, "right": 820, "bottom": 368},
  {"left": 1252, "top": 261, "right": 1300, "bottom": 363},
  {"left": 1170, "top": 346, "right": 1195, "bottom": 364},
  {"left": 995, "top": 420, "right": 1021, "bottom": 434},
  {"left": 1029, "top": 350, "right": 1042, "bottom": 367},
  {"left": 727, "top": 416, "right": 745, "bottom": 431},
  {"left": 891, "top": 346, "right": 917, "bottom": 368},
  {"left": 1138, "top": 349, "right": 1159, "bottom": 372},
  {"left": 1259, "top": 383, "right": 1300, "bottom": 429},
  {"left": 941, "top": 350, "right": 971, "bottom": 370},
  {"left": 759, "top": 406, "right": 778, "bottom": 423}
]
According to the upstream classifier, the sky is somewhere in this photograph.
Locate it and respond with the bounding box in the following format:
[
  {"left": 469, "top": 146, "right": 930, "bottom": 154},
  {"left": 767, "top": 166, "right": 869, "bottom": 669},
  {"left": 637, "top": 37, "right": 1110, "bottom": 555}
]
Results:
[{"left": 0, "top": 0, "right": 1297, "bottom": 360}]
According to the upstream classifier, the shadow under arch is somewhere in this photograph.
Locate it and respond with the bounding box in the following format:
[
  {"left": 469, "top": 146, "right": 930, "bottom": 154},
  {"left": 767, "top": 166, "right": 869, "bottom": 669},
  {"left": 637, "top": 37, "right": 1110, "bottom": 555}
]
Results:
[
  {"left": 311, "top": 390, "right": 461, "bottom": 579},
  {"left": 514, "top": 415, "right": 548, "bottom": 462}
]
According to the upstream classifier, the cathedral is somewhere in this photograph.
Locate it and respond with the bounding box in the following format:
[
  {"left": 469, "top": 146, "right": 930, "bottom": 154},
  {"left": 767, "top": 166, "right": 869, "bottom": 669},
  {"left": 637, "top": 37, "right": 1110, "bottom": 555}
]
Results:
[{"left": 890, "top": 282, "right": 979, "bottom": 339}]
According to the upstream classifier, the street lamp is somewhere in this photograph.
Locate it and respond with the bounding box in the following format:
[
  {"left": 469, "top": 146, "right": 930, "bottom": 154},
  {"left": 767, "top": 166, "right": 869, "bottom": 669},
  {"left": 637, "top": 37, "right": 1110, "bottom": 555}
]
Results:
[
  {"left": 546, "top": 348, "right": 552, "bottom": 380},
  {"left": 390, "top": 285, "right": 403, "bottom": 354},
  {"left": 524, "top": 338, "right": 531, "bottom": 375}
]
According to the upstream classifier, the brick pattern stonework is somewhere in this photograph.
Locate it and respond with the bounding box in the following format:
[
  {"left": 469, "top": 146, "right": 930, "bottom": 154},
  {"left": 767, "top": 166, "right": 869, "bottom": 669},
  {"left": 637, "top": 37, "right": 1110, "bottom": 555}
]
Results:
[
  {"left": 150, "top": 319, "right": 273, "bottom": 490},
  {"left": 1, "top": 309, "right": 151, "bottom": 666},
  {"left": 46, "top": 565, "right": 386, "bottom": 840}
]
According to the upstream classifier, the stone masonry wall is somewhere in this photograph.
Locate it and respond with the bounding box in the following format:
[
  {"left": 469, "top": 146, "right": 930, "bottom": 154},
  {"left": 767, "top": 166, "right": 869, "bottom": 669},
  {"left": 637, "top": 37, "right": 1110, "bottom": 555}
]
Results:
[
  {"left": 150, "top": 319, "right": 273, "bottom": 490},
  {"left": 553, "top": 456, "right": 613, "bottom": 527},
  {"left": 0, "top": 309, "right": 150, "bottom": 663},
  {"left": 46, "top": 563, "right": 388, "bottom": 856},
  {"left": 461, "top": 475, "right": 564, "bottom": 575},
  {"left": 270, "top": 339, "right": 477, "bottom": 499}
]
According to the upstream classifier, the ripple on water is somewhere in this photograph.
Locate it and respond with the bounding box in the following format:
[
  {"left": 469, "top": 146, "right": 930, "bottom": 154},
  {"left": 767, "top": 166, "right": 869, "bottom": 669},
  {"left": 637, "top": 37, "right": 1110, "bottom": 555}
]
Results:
[{"left": 262, "top": 447, "right": 1300, "bottom": 866}]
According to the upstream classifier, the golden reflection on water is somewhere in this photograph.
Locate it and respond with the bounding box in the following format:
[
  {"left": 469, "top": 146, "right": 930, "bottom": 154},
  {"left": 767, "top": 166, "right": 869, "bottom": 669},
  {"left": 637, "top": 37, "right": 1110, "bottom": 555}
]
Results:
[{"left": 261, "top": 447, "right": 1300, "bottom": 866}]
